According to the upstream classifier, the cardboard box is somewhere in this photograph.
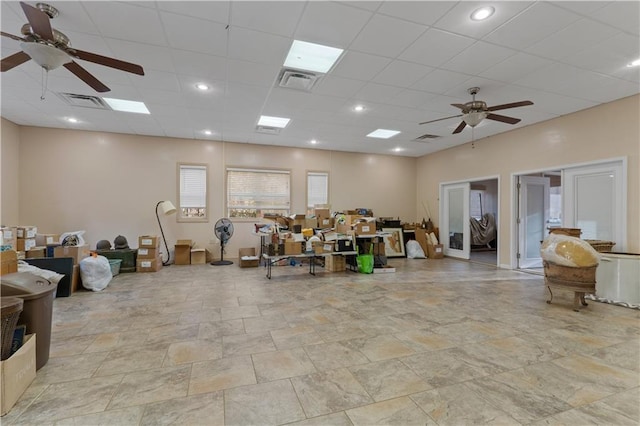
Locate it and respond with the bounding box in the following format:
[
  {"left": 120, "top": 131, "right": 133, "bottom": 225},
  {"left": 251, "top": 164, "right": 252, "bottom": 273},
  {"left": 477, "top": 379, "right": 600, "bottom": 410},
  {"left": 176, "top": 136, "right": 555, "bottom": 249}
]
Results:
[
  {"left": 345, "top": 215, "right": 363, "bottom": 226},
  {"left": 138, "top": 235, "right": 160, "bottom": 248},
  {"left": 137, "top": 256, "right": 162, "bottom": 272},
  {"left": 35, "top": 233, "right": 60, "bottom": 246},
  {"left": 335, "top": 223, "right": 351, "bottom": 234},
  {"left": 0, "top": 334, "right": 36, "bottom": 416},
  {"left": 174, "top": 240, "right": 192, "bottom": 265},
  {"left": 427, "top": 244, "right": 444, "bottom": 259},
  {"left": 190, "top": 248, "right": 206, "bottom": 264},
  {"left": 284, "top": 241, "right": 302, "bottom": 255},
  {"left": 71, "top": 264, "right": 81, "bottom": 293},
  {"left": 53, "top": 245, "right": 90, "bottom": 264},
  {"left": 239, "top": 248, "right": 260, "bottom": 268},
  {"left": 414, "top": 229, "right": 430, "bottom": 258},
  {"left": 0, "top": 250, "right": 18, "bottom": 276},
  {"left": 16, "top": 238, "right": 36, "bottom": 252},
  {"left": 137, "top": 247, "right": 159, "bottom": 259},
  {"left": 355, "top": 222, "right": 376, "bottom": 236},
  {"left": 313, "top": 241, "right": 335, "bottom": 254},
  {"left": 325, "top": 254, "right": 346, "bottom": 272},
  {"left": 16, "top": 226, "right": 37, "bottom": 239},
  {"left": 318, "top": 217, "right": 334, "bottom": 228},
  {"left": 25, "top": 247, "right": 46, "bottom": 258},
  {"left": 1, "top": 227, "right": 16, "bottom": 241}
]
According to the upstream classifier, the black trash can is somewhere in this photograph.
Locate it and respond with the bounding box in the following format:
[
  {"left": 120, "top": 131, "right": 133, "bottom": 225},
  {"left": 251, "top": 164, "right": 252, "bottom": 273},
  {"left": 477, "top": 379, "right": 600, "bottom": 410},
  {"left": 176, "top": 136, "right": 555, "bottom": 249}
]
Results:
[{"left": 1, "top": 272, "right": 57, "bottom": 370}]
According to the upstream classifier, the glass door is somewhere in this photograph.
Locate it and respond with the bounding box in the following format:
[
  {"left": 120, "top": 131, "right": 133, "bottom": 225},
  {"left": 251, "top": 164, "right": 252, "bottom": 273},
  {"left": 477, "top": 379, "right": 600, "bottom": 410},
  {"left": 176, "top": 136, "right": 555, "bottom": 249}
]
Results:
[
  {"left": 518, "top": 176, "right": 550, "bottom": 269},
  {"left": 441, "top": 183, "right": 470, "bottom": 259}
]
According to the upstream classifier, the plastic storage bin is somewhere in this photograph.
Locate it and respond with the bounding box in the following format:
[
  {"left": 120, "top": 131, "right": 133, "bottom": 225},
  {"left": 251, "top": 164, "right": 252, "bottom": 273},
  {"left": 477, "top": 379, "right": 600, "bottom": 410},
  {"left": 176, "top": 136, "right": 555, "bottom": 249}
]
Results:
[
  {"left": 1, "top": 297, "right": 23, "bottom": 360},
  {"left": 1, "top": 272, "right": 57, "bottom": 370},
  {"left": 109, "top": 259, "right": 122, "bottom": 276}
]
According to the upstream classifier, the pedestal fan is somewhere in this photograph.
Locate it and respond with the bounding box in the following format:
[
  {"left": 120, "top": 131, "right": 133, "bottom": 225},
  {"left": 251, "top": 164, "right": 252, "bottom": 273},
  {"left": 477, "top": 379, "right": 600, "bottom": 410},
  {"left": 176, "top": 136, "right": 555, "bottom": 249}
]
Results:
[{"left": 211, "top": 218, "right": 234, "bottom": 266}]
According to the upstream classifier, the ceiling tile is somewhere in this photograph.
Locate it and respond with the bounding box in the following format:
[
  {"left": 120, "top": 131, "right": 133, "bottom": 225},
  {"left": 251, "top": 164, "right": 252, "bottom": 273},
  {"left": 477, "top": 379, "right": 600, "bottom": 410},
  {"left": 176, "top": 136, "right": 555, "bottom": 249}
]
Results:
[
  {"left": 231, "top": 1, "right": 305, "bottom": 37},
  {"left": 372, "top": 61, "right": 434, "bottom": 88},
  {"left": 563, "top": 33, "right": 640, "bottom": 76},
  {"left": 228, "top": 27, "right": 291, "bottom": 65},
  {"left": 354, "top": 82, "right": 402, "bottom": 103},
  {"left": 590, "top": 1, "right": 640, "bottom": 36},
  {"left": 160, "top": 11, "right": 228, "bottom": 56},
  {"left": 313, "top": 75, "right": 366, "bottom": 98},
  {"left": 399, "top": 29, "right": 475, "bottom": 68},
  {"left": 331, "top": 51, "right": 392, "bottom": 81},
  {"left": 104, "top": 39, "right": 175, "bottom": 73},
  {"left": 411, "top": 69, "right": 472, "bottom": 94},
  {"left": 227, "top": 59, "right": 281, "bottom": 87},
  {"left": 349, "top": 14, "right": 427, "bottom": 58},
  {"left": 82, "top": 2, "right": 166, "bottom": 46},
  {"left": 479, "top": 52, "right": 555, "bottom": 83},
  {"left": 169, "top": 50, "right": 227, "bottom": 80},
  {"left": 389, "top": 89, "right": 436, "bottom": 109},
  {"left": 157, "top": 1, "right": 230, "bottom": 25},
  {"left": 377, "top": 1, "right": 455, "bottom": 26},
  {"left": 432, "top": 1, "right": 534, "bottom": 39},
  {"left": 484, "top": 2, "right": 582, "bottom": 50},
  {"left": 441, "top": 41, "right": 517, "bottom": 75},
  {"left": 295, "top": 2, "right": 373, "bottom": 48}
]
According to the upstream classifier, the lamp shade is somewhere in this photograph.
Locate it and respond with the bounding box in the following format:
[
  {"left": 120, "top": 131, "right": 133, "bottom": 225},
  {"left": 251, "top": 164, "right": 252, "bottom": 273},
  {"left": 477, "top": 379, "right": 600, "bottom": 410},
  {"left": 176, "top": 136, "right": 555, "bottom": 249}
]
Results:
[
  {"left": 159, "top": 200, "right": 177, "bottom": 216},
  {"left": 463, "top": 111, "right": 487, "bottom": 127}
]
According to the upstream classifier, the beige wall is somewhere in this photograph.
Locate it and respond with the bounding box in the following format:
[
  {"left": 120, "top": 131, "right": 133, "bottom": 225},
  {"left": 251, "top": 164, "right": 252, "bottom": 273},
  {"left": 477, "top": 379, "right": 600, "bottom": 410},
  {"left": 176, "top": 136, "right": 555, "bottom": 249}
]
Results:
[
  {"left": 10, "top": 126, "right": 416, "bottom": 258},
  {"left": 1, "top": 118, "right": 20, "bottom": 225},
  {"left": 416, "top": 94, "right": 640, "bottom": 266}
]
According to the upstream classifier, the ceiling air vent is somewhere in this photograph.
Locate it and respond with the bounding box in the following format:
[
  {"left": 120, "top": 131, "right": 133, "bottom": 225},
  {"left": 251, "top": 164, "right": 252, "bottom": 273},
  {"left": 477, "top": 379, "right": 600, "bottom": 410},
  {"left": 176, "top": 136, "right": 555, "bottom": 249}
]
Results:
[
  {"left": 57, "top": 92, "right": 110, "bottom": 110},
  {"left": 277, "top": 69, "right": 319, "bottom": 92},
  {"left": 255, "top": 125, "right": 281, "bottom": 135},
  {"left": 413, "top": 133, "right": 441, "bottom": 142}
]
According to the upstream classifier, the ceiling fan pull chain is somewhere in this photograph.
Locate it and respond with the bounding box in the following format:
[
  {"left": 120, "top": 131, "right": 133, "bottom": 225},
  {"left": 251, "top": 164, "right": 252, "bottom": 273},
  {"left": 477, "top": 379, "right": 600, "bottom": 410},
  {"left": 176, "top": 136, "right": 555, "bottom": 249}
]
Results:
[{"left": 40, "top": 67, "right": 48, "bottom": 100}]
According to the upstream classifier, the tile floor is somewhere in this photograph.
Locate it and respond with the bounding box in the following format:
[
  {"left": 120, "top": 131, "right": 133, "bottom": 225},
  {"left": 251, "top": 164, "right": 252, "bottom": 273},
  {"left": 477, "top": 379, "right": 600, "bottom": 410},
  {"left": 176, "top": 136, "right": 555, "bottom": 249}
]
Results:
[{"left": 4, "top": 257, "right": 639, "bottom": 425}]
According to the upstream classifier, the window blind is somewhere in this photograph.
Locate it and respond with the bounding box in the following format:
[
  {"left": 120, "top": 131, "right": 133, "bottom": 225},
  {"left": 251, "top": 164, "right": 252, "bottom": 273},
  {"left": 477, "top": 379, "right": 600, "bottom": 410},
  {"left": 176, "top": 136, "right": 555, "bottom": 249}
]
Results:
[
  {"left": 227, "top": 168, "right": 290, "bottom": 217},
  {"left": 307, "top": 172, "right": 328, "bottom": 208},
  {"left": 180, "top": 165, "right": 207, "bottom": 208}
]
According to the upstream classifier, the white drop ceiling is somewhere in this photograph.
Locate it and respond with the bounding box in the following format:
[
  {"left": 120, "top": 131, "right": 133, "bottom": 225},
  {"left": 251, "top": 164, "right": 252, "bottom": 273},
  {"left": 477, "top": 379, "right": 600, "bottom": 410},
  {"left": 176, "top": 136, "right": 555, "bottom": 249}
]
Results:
[{"left": 1, "top": 1, "right": 638, "bottom": 157}]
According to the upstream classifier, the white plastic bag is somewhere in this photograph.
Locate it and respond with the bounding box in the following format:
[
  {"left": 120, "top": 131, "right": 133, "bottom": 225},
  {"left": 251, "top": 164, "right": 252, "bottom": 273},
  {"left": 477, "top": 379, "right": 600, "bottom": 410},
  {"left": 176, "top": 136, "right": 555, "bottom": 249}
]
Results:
[
  {"left": 79, "top": 255, "right": 112, "bottom": 291},
  {"left": 406, "top": 240, "right": 426, "bottom": 259},
  {"left": 59, "top": 230, "right": 86, "bottom": 246},
  {"left": 540, "top": 233, "right": 600, "bottom": 267}
]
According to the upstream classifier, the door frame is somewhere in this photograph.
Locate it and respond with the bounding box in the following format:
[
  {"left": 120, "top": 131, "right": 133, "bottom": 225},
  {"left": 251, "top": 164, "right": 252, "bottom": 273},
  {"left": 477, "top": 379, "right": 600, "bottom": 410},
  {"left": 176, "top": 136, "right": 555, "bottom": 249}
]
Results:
[
  {"left": 517, "top": 175, "right": 550, "bottom": 269},
  {"left": 439, "top": 174, "right": 500, "bottom": 262},
  {"left": 510, "top": 156, "right": 627, "bottom": 270}
]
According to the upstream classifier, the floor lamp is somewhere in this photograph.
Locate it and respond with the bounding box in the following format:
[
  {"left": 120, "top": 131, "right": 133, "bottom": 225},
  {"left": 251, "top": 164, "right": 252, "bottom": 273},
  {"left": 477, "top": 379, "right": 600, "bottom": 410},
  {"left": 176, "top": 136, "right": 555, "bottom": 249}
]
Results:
[{"left": 156, "top": 200, "right": 177, "bottom": 266}]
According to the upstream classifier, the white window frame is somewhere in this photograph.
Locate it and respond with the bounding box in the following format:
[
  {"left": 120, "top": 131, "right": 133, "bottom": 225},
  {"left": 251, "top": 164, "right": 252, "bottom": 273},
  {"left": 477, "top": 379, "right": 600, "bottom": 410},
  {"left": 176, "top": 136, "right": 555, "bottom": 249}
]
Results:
[
  {"left": 226, "top": 167, "right": 291, "bottom": 219},
  {"left": 177, "top": 163, "right": 208, "bottom": 223},
  {"left": 306, "top": 171, "right": 329, "bottom": 215}
]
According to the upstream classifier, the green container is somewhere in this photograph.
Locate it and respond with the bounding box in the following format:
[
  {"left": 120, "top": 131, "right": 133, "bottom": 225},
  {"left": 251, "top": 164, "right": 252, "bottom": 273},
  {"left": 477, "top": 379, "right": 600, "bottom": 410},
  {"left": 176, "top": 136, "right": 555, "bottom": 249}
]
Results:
[{"left": 96, "top": 249, "right": 137, "bottom": 273}]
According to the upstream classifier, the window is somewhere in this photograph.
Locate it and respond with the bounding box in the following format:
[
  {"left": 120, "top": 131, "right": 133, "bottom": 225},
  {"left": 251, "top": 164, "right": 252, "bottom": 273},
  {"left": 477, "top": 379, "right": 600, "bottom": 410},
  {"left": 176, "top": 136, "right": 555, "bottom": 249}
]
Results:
[
  {"left": 307, "top": 171, "right": 329, "bottom": 214},
  {"left": 178, "top": 163, "right": 208, "bottom": 222},
  {"left": 227, "top": 168, "right": 290, "bottom": 218}
]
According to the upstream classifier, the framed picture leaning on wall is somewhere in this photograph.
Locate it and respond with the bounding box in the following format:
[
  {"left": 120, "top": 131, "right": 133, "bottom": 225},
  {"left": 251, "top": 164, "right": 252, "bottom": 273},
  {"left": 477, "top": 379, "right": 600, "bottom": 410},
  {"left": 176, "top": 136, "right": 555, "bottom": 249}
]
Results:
[{"left": 381, "top": 228, "right": 405, "bottom": 258}]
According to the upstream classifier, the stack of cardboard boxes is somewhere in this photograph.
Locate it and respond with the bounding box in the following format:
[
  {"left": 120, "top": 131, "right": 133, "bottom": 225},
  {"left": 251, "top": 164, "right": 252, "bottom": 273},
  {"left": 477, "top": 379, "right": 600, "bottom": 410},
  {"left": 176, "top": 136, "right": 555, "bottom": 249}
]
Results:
[
  {"left": 174, "top": 239, "right": 207, "bottom": 265},
  {"left": 136, "top": 235, "right": 163, "bottom": 272}
]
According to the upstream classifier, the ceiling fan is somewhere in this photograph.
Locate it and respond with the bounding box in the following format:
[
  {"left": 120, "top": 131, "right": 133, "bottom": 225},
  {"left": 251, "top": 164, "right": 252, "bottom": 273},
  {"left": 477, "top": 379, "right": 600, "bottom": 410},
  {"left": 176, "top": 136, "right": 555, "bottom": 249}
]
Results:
[
  {"left": 420, "top": 87, "right": 533, "bottom": 134},
  {"left": 1, "top": 1, "right": 144, "bottom": 93}
]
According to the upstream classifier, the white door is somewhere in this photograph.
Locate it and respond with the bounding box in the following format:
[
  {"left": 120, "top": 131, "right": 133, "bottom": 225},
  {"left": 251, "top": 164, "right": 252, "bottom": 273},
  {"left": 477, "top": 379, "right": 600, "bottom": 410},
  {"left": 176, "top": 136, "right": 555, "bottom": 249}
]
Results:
[
  {"left": 518, "top": 176, "right": 550, "bottom": 269},
  {"left": 564, "top": 161, "right": 625, "bottom": 248},
  {"left": 441, "top": 183, "right": 470, "bottom": 259}
]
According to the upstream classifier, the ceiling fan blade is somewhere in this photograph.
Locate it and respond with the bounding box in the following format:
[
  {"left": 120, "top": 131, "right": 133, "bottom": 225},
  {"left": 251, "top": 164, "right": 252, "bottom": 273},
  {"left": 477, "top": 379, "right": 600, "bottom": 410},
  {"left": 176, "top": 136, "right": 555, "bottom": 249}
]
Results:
[
  {"left": 452, "top": 121, "right": 467, "bottom": 134},
  {"left": 486, "top": 113, "right": 521, "bottom": 125},
  {"left": 1, "top": 51, "right": 31, "bottom": 72},
  {"left": 68, "top": 48, "right": 145, "bottom": 75},
  {"left": 20, "top": 1, "right": 54, "bottom": 41},
  {"left": 419, "top": 114, "right": 462, "bottom": 125},
  {"left": 486, "top": 100, "right": 533, "bottom": 112},
  {"left": 64, "top": 61, "right": 110, "bottom": 92},
  {"left": 1, "top": 31, "right": 26, "bottom": 42},
  {"left": 451, "top": 103, "right": 467, "bottom": 110}
]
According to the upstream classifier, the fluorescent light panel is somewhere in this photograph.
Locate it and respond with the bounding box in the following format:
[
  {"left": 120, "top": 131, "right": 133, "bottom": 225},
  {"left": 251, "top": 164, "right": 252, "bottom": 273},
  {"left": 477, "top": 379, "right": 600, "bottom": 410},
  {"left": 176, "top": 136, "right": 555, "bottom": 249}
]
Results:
[
  {"left": 103, "top": 97, "right": 150, "bottom": 114},
  {"left": 284, "top": 40, "right": 344, "bottom": 73},
  {"left": 258, "top": 115, "right": 290, "bottom": 128},
  {"left": 367, "top": 129, "right": 401, "bottom": 139}
]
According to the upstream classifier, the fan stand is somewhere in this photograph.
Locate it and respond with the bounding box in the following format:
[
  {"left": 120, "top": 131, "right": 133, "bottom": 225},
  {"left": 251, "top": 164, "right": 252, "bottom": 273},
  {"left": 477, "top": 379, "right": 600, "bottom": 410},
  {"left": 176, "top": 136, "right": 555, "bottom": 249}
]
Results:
[{"left": 211, "top": 239, "right": 233, "bottom": 266}]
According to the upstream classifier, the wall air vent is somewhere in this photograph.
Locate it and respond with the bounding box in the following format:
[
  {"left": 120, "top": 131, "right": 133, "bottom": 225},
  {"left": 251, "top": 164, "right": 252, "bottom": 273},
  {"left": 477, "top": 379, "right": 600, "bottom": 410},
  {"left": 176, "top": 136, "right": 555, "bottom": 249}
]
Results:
[
  {"left": 413, "top": 133, "right": 441, "bottom": 142},
  {"left": 255, "top": 125, "right": 281, "bottom": 135},
  {"left": 277, "top": 69, "right": 319, "bottom": 92},
  {"left": 56, "top": 92, "right": 111, "bottom": 110}
]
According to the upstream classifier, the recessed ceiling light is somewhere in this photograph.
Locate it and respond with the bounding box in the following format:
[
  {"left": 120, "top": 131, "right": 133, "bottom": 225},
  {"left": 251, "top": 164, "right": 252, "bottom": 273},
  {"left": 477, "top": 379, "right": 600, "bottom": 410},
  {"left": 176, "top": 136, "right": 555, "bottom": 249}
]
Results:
[
  {"left": 626, "top": 58, "right": 640, "bottom": 67},
  {"left": 196, "top": 83, "right": 210, "bottom": 90},
  {"left": 367, "top": 129, "right": 401, "bottom": 139},
  {"left": 470, "top": 6, "right": 495, "bottom": 21},
  {"left": 66, "top": 117, "right": 78, "bottom": 123},
  {"left": 258, "top": 115, "right": 290, "bottom": 128},
  {"left": 310, "top": 139, "right": 317, "bottom": 144},
  {"left": 284, "top": 40, "right": 344, "bottom": 73},
  {"left": 204, "top": 130, "right": 212, "bottom": 135},
  {"left": 103, "top": 98, "right": 150, "bottom": 114},
  {"left": 393, "top": 147, "right": 404, "bottom": 153},
  {"left": 354, "top": 105, "right": 365, "bottom": 112}
]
